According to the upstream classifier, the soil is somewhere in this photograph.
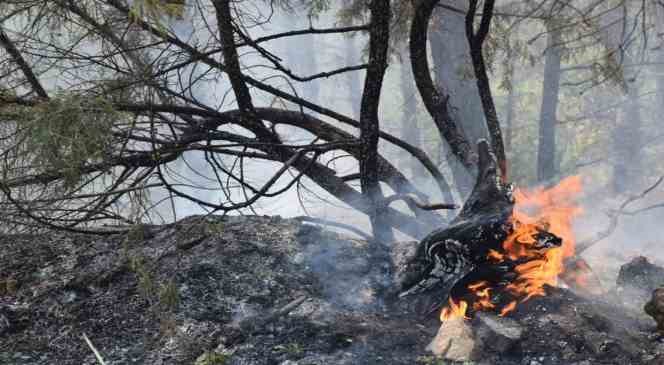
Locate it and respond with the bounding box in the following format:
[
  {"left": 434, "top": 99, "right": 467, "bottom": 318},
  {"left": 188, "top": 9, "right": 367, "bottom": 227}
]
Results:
[{"left": 1, "top": 215, "right": 662, "bottom": 364}]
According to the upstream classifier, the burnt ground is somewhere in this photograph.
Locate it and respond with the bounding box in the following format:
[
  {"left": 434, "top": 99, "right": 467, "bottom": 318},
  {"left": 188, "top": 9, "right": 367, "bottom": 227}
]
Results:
[{"left": 0, "top": 215, "right": 663, "bottom": 364}]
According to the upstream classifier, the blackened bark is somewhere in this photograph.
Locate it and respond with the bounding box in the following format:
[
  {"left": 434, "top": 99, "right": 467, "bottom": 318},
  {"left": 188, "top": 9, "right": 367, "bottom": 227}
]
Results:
[
  {"left": 0, "top": 29, "right": 48, "bottom": 99},
  {"left": 430, "top": 3, "right": 487, "bottom": 146},
  {"left": 360, "top": 0, "right": 394, "bottom": 243},
  {"left": 397, "top": 140, "right": 515, "bottom": 303},
  {"left": 466, "top": 0, "right": 507, "bottom": 180},
  {"left": 537, "top": 29, "right": 562, "bottom": 183},
  {"left": 410, "top": 0, "right": 477, "bottom": 171},
  {"left": 429, "top": 2, "right": 483, "bottom": 196},
  {"left": 212, "top": 0, "right": 278, "bottom": 144}
]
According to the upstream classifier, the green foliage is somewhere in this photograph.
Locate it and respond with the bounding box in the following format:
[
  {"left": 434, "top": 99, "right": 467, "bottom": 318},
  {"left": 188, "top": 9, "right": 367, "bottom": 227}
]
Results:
[
  {"left": 158, "top": 279, "right": 179, "bottom": 312},
  {"left": 127, "top": 251, "right": 180, "bottom": 337},
  {"left": 305, "top": 0, "right": 331, "bottom": 18},
  {"left": 126, "top": 224, "right": 148, "bottom": 243},
  {"left": 129, "top": 255, "right": 157, "bottom": 302},
  {"left": 196, "top": 352, "right": 230, "bottom": 365},
  {"left": 273, "top": 342, "right": 304, "bottom": 357},
  {"left": 128, "top": 255, "right": 178, "bottom": 311},
  {"left": 6, "top": 95, "right": 117, "bottom": 189},
  {"left": 0, "top": 277, "right": 18, "bottom": 296},
  {"left": 129, "top": 0, "right": 185, "bottom": 22},
  {"left": 205, "top": 220, "right": 225, "bottom": 236}
]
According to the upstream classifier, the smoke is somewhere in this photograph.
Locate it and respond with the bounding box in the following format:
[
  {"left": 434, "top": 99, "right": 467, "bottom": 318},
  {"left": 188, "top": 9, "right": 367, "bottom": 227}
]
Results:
[
  {"left": 299, "top": 223, "right": 391, "bottom": 312},
  {"left": 126, "top": 2, "right": 664, "bottom": 269}
]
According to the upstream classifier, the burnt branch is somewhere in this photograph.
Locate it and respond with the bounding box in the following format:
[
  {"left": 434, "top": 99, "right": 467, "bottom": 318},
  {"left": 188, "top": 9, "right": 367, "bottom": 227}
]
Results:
[
  {"left": 383, "top": 194, "right": 458, "bottom": 211},
  {"left": 244, "top": 25, "right": 370, "bottom": 46},
  {"left": 0, "top": 29, "right": 48, "bottom": 98},
  {"left": 360, "top": 0, "right": 394, "bottom": 243}
]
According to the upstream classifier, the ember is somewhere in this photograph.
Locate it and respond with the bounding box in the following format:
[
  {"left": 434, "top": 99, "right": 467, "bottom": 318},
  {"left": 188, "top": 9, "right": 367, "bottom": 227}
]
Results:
[{"left": 442, "top": 175, "right": 584, "bottom": 319}]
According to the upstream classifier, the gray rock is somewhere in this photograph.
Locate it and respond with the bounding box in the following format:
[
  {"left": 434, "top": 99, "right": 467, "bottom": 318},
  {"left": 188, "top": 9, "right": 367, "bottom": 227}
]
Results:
[{"left": 426, "top": 317, "right": 476, "bottom": 361}]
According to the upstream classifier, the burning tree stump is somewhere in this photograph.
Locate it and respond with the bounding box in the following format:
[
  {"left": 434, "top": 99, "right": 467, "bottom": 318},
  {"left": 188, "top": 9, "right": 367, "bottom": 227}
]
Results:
[
  {"left": 396, "top": 140, "right": 570, "bottom": 317},
  {"left": 397, "top": 141, "right": 514, "bottom": 308}
]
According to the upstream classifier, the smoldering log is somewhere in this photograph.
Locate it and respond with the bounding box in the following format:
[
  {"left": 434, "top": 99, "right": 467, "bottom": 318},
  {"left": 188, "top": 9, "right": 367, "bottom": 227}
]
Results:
[{"left": 395, "top": 140, "right": 563, "bottom": 314}]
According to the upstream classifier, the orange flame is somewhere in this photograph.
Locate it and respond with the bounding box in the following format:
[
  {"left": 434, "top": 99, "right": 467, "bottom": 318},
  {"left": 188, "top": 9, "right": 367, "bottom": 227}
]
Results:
[
  {"left": 468, "top": 281, "right": 495, "bottom": 312},
  {"left": 499, "top": 300, "right": 517, "bottom": 316},
  {"left": 440, "top": 298, "right": 469, "bottom": 321},
  {"left": 440, "top": 175, "right": 583, "bottom": 320},
  {"left": 503, "top": 175, "right": 583, "bottom": 301}
]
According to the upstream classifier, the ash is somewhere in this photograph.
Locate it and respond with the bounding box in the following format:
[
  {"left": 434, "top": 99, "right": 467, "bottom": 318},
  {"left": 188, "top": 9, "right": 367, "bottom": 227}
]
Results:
[{"left": 0, "top": 215, "right": 662, "bottom": 364}]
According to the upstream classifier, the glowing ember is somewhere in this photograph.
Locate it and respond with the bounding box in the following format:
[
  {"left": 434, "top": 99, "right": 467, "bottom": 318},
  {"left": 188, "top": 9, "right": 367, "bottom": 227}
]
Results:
[{"left": 441, "top": 176, "right": 583, "bottom": 319}]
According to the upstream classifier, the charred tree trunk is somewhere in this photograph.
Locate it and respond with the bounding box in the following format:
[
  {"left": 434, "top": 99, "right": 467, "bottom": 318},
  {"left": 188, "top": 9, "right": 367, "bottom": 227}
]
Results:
[
  {"left": 466, "top": 0, "right": 506, "bottom": 180},
  {"left": 537, "top": 28, "right": 562, "bottom": 183},
  {"left": 360, "top": 0, "right": 394, "bottom": 244},
  {"left": 410, "top": 0, "right": 477, "bottom": 175},
  {"left": 396, "top": 140, "right": 564, "bottom": 316},
  {"left": 429, "top": 3, "right": 481, "bottom": 197}
]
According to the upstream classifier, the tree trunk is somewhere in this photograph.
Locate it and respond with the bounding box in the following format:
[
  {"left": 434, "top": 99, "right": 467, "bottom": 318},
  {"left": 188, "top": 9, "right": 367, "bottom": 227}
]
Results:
[
  {"left": 466, "top": 0, "right": 506, "bottom": 179},
  {"left": 360, "top": 0, "right": 394, "bottom": 244},
  {"left": 429, "top": 1, "right": 485, "bottom": 196},
  {"left": 537, "top": 29, "right": 562, "bottom": 183},
  {"left": 410, "top": 0, "right": 477, "bottom": 177},
  {"left": 396, "top": 140, "right": 518, "bottom": 310}
]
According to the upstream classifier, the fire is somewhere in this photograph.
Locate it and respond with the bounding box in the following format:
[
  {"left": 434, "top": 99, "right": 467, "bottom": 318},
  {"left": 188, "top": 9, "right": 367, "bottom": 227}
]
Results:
[
  {"left": 503, "top": 175, "right": 583, "bottom": 304},
  {"left": 468, "top": 281, "right": 495, "bottom": 312},
  {"left": 441, "top": 176, "right": 583, "bottom": 319},
  {"left": 440, "top": 298, "right": 469, "bottom": 321},
  {"left": 500, "top": 300, "right": 517, "bottom": 316}
]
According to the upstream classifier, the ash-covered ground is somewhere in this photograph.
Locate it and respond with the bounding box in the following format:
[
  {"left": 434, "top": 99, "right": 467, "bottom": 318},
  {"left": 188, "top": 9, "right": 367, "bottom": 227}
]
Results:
[{"left": 0, "top": 215, "right": 662, "bottom": 364}]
